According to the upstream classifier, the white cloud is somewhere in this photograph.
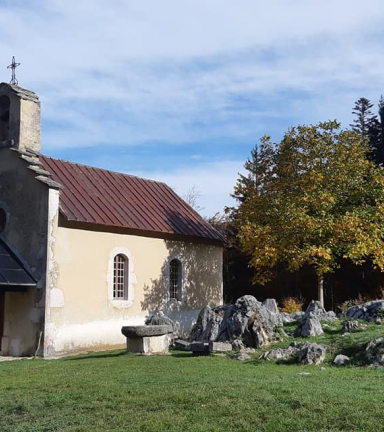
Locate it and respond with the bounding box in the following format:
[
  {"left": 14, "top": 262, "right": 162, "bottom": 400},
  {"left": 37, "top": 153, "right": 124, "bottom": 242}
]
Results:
[{"left": 1, "top": 0, "right": 384, "bottom": 213}]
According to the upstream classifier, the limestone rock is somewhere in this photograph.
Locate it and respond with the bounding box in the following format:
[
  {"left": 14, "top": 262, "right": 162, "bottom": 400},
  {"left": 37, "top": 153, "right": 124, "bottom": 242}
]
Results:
[
  {"left": 365, "top": 338, "right": 384, "bottom": 366},
  {"left": 190, "top": 306, "right": 227, "bottom": 342},
  {"left": 231, "top": 339, "right": 244, "bottom": 351},
  {"left": 259, "top": 346, "right": 298, "bottom": 361},
  {"left": 232, "top": 353, "right": 251, "bottom": 361},
  {"left": 333, "top": 354, "right": 350, "bottom": 365},
  {"left": 295, "top": 342, "right": 327, "bottom": 365},
  {"left": 262, "top": 298, "right": 280, "bottom": 315},
  {"left": 281, "top": 312, "right": 295, "bottom": 324},
  {"left": 259, "top": 342, "right": 326, "bottom": 365},
  {"left": 281, "top": 311, "right": 305, "bottom": 324},
  {"left": 146, "top": 311, "right": 177, "bottom": 333},
  {"left": 218, "top": 296, "right": 262, "bottom": 341},
  {"left": 242, "top": 347, "right": 256, "bottom": 354},
  {"left": 341, "top": 320, "right": 367, "bottom": 333},
  {"left": 344, "top": 300, "right": 384, "bottom": 323},
  {"left": 304, "top": 300, "right": 337, "bottom": 322},
  {"left": 191, "top": 295, "right": 283, "bottom": 349},
  {"left": 294, "top": 314, "right": 323, "bottom": 338}
]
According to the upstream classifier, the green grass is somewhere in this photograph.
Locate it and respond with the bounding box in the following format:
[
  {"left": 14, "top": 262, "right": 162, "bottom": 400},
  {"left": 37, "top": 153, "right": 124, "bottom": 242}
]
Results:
[{"left": 1, "top": 324, "right": 384, "bottom": 432}]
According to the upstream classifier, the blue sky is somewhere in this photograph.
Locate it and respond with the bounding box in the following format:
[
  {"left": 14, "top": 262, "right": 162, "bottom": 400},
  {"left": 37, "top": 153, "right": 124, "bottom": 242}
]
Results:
[{"left": 1, "top": 0, "right": 384, "bottom": 215}]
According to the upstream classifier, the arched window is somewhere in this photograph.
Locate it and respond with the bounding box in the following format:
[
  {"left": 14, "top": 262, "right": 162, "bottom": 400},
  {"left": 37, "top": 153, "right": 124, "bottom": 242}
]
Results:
[
  {"left": 113, "top": 254, "right": 128, "bottom": 300},
  {"left": 169, "top": 259, "right": 181, "bottom": 301}
]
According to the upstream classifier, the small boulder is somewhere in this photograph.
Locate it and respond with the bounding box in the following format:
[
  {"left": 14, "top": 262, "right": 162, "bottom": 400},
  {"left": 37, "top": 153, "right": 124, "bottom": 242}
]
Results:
[
  {"left": 365, "top": 338, "right": 384, "bottom": 366},
  {"left": 294, "top": 314, "right": 323, "bottom": 338},
  {"left": 342, "top": 320, "right": 367, "bottom": 333},
  {"left": 231, "top": 339, "right": 244, "bottom": 351},
  {"left": 145, "top": 311, "right": 175, "bottom": 329},
  {"left": 281, "top": 312, "right": 295, "bottom": 324},
  {"left": 296, "top": 342, "right": 327, "bottom": 365},
  {"left": 333, "top": 354, "right": 350, "bottom": 365},
  {"left": 232, "top": 353, "right": 251, "bottom": 361},
  {"left": 259, "top": 346, "right": 298, "bottom": 361}
]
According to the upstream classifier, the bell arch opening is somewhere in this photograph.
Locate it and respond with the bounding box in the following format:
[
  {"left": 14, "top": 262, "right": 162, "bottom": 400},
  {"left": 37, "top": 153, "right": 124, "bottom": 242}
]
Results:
[{"left": 0, "top": 95, "right": 10, "bottom": 142}]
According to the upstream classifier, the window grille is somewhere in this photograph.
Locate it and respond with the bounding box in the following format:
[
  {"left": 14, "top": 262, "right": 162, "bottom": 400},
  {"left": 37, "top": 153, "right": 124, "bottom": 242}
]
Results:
[
  {"left": 113, "top": 254, "right": 128, "bottom": 300},
  {"left": 169, "top": 259, "right": 181, "bottom": 300}
]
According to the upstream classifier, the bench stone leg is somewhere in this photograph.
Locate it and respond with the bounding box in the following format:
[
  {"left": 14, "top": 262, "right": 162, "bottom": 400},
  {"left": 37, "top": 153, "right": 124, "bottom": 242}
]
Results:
[{"left": 126, "top": 335, "right": 170, "bottom": 354}]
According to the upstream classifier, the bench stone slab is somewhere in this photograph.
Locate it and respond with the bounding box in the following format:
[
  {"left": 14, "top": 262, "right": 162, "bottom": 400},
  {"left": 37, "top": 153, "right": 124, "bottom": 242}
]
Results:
[{"left": 121, "top": 325, "right": 172, "bottom": 338}]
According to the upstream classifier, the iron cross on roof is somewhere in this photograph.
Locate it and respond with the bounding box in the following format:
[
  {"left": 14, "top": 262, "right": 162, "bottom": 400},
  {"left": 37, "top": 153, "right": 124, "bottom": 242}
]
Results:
[{"left": 7, "top": 56, "right": 21, "bottom": 86}]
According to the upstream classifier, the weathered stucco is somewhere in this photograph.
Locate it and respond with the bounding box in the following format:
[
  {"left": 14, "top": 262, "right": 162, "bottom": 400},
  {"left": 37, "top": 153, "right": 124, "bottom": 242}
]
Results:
[
  {"left": 44, "top": 223, "right": 223, "bottom": 357},
  {"left": 0, "top": 149, "right": 49, "bottom": 356}
]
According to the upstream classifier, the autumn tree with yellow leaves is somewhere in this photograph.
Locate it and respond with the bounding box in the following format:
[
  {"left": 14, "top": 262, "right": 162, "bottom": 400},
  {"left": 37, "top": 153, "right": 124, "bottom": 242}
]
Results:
[{"left": 230, "top": 121, "right": 384, "bottom": 306}]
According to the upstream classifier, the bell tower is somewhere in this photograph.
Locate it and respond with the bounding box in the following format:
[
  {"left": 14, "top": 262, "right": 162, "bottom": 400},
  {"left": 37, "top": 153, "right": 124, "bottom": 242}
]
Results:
[{"left": 0, "top": 83, "right": 41, "bottom": 153}]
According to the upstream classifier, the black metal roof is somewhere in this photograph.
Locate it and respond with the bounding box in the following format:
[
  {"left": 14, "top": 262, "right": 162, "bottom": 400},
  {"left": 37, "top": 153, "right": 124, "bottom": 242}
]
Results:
[{"left": 0, "top": 237, "right": 37, "bottom": 287}]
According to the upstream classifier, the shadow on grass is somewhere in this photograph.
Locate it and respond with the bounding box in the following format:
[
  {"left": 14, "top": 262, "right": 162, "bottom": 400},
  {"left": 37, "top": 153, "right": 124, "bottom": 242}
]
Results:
[
  {"left": 169, "top": 352, "right": 193, "bottom": 358},
  {"left": 63, "top": 348, "right": 195, "bottom": 362},
  {"left": 63, "top": 350, "right": 128, "bottom": 361},
  {"left": 322, "top": 327, "right": 340, "bottom": 336}
]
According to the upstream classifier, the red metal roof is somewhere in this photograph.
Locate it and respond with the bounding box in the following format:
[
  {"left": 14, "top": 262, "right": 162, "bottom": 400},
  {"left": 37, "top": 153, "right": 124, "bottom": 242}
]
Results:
[{"left": 40, "top": 156, "right": 223, "bottom": 243}]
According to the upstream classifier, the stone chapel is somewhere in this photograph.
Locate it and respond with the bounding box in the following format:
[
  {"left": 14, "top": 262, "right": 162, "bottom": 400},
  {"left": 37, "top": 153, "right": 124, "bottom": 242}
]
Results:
[{"left": 0, "top": 82, "right": 223, "bottom": 357}]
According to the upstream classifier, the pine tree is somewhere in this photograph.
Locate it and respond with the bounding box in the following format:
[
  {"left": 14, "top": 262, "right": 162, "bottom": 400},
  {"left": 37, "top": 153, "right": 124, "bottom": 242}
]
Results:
[
  {"left": 351, "top": 97, "right": 377, "bottom": 137},
  {"left": 350, "top": 97, "right": 384, "bottom": 165},
  {"left": 376, "top": 95, "right": 384, "bottom": 165}
]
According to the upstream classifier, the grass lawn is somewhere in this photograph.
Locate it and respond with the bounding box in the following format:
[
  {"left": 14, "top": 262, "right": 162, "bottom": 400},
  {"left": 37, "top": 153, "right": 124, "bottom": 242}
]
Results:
[{"left": 1, "top": 323, "right": 384, "bottom": 432}]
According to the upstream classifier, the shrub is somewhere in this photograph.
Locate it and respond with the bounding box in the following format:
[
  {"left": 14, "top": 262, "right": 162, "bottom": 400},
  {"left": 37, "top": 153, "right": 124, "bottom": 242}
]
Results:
[
  {"left": 279, "top": 297, "right": 304, "bottom": 314},
  {"left": 375, "top": 307, "right": 384, "bottom": 319}
]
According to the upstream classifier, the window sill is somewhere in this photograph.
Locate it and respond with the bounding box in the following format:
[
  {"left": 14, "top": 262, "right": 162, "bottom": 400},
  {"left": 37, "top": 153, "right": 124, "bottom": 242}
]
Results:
[{"left": 110, "top": 299, "right": 134, "bottom": 309}]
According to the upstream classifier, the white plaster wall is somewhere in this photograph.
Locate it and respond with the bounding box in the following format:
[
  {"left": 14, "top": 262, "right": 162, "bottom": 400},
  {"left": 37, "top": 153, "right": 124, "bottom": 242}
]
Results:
[{"left": 45, "top": 223, "right": 223, "bottom": 357}]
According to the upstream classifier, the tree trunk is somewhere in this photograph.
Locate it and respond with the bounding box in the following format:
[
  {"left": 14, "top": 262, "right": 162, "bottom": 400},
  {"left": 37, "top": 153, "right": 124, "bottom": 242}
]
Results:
[{"left": 318, "top": 274, "right": 324, "bottom": 307}]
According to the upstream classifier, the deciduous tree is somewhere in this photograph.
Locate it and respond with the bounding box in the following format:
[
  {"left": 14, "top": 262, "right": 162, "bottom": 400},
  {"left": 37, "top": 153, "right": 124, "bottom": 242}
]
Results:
[{"left": 231, "top": 121, "right": 384, "bottom": 305}]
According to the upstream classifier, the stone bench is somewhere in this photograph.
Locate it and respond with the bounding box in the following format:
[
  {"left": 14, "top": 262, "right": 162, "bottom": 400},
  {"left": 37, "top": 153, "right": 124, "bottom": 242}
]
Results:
[{"left": 121, "top": 325, "right": 172, "bottom": 354}]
